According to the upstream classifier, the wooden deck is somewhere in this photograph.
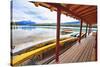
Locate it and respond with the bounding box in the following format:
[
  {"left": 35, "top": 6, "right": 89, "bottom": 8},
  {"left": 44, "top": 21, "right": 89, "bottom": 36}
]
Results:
[{"left": 49, "top": 34, "right": 96, "bottom": 64}]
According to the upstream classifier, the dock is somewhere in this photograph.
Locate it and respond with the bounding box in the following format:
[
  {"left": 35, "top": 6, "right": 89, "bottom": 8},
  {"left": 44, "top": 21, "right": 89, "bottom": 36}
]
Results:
[
  {"left": 11, "top": 1, "right": 97, "bottom": 66},
  {"left": 49, "top": 34, "right": 96, "bottom": 64}
]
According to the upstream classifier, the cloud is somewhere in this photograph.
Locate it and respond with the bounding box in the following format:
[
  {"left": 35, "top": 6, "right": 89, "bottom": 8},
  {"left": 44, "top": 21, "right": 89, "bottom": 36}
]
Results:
[{"left": 12, "top": 0, "right": 78, "bottom": 23}]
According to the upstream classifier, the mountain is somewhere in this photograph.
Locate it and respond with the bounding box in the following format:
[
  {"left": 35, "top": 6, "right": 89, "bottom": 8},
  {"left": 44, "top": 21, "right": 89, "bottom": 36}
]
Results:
[
  {"left": 16, "top": 20, "right": 36, "bottom": 25},
  {"left": 62, "top": 21, "right": 80, "bottom": 25},
  {"left": 15, "top": 21, "right": 80, "bottom": 25}
]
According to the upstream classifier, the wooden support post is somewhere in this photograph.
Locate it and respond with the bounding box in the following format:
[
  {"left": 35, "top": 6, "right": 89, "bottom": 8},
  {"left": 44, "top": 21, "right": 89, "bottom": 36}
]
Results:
[
  {"left": 85, "top": 24, "right": 88, "bottom": 37},
  {"left": 55, "top": 7, "right": 61, "bottom": 63},
  {"left": 90, "top": 25, "right": 92, "bottom": 33},
  {"left": 79, "top": 20, "right": 83, "bottom": 43},
  {"left": 95, "top": 31, "right": 97, "bottom": 61},
  {"left": 88, "top": 24, "right": 92, "bottom": 35}
]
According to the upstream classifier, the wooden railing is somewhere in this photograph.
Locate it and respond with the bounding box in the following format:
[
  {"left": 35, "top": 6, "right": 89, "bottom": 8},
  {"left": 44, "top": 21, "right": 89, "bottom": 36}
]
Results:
[
  {"left": 12, "top": 37, "right": 77, "bottom": 65},
  {"left": 12, "top": 33, "right": 85, "bottom": 66}
]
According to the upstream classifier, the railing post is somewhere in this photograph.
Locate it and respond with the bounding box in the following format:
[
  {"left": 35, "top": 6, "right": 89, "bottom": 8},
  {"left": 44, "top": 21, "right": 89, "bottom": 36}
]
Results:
[
  {"left": 88, "top": 24, "right": 92, "bottom": 35},
  {"left": 90, "top": 25, "right": 92, "bottom": 34},
  {"left": 85, "top": 24, "right": 88, "bottom": 37},
  {"left": 79, "top": 20, "right": 83, "bottom": 43},
  {"left": 56, "top": 7, "right": 61, "bottom": 63}
]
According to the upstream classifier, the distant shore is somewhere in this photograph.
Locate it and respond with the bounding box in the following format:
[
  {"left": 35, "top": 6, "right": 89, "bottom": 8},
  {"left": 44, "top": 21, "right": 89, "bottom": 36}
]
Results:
[{"left": 11, "top": 22, "right": 97, "bottom": 28}]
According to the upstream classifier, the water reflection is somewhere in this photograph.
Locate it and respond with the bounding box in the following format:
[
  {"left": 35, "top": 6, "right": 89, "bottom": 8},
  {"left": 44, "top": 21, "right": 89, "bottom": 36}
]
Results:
[{"left": 12, "top": 25, "right": 97, "bottom": 46}]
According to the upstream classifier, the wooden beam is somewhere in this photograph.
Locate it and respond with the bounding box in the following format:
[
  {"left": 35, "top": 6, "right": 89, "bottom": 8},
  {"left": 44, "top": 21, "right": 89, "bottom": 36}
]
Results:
[
  {"left": 82, "top": 13, "right": 97, "bottom": 24},
  {"left": 31, "top": 2, "right": 90, "bottom": 23},
  {"left": 71, "top": 5, "right": 81, "bottom": 11},
  {"left": 59, "top": 4, "right": 91, "bottom": 25},
  {"left": 56, "top": 4, "right": 89, "bottom": 23},
  {"left": 30, "top": 2, "right": 94, "bottom": 25},
  {"left": 78, "top": 7, "right": 96, "bottom": 16},
  {"left": 79, "top": 20, "right": 83, "bottom": 43},
  {"left": 46, "top": 3, "right": 88, "bottom": 22},
  {"left": 60, "top": 4, "right": 67, "bottom": 7},
  {"left": 60, "top": 4, "right": 70, "bottom": 9},
  {"left": 80, "top": 10, "right": 96, "bottom": 17},
  {"left": 49, "top": 7, "right": 55, "bottom": 12},
  {"left": 34, "top": 2, "right": 40, "bottom": 7},
  {"left": 45, "top": 3, "right": 81, "bottom": 19},
  {"left": 75, "top": 6, "right": 90, "bottom": 13},
  {"left": 55, "top": 7, "right": 61, "bottom": 63}
]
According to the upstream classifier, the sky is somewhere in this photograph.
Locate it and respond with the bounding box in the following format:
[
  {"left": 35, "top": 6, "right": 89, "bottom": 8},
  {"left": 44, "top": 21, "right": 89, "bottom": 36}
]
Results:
[{"left": 12, "top": 0, "right": 78, "bottom": 24}]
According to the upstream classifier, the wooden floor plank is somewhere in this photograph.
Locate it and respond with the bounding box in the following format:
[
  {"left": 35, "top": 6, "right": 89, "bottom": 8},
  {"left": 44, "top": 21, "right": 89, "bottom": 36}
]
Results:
[
  {"left": 71, "top": 39, "right": 89, "bottom": 62},
  {"left": 60, "top": 43, "right": 81, "bottom": 63},
  {"left": 79, "top": 39, "right": 93, "bottom": 62},
  {"left": 49, "top": 35, "right": 96, "bottom": 64},
  {"left": 60, "top": 39, "right": 86, "bottom": 62},
  {"left": 63, "top": 40, "right": 87, "bottom": 63},
  {"left": 91, "top": 48, "right": 96, "bottom": 61},
  {"left": 86, "top": 39, "right": 95, "bottom": 61},
  {"left": 50, "top": 43, "right": 79, "bottom": 64}
]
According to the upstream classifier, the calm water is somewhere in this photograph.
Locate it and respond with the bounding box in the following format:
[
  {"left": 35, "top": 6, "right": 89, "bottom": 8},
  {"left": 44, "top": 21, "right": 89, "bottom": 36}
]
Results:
[{"left": 12, "top": 25, "right": 97, "bottom": 46}]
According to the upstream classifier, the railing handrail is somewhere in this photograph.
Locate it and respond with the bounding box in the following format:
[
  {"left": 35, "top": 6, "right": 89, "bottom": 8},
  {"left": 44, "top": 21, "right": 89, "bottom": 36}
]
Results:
[{"left": 12, "top": 37, "right": 77, "bottom": 65}]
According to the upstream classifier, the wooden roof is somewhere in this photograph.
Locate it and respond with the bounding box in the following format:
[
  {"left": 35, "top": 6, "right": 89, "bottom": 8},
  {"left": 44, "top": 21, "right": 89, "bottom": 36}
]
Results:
[{"left": 30, "top": 1, "right": 97, "bottom": 25}]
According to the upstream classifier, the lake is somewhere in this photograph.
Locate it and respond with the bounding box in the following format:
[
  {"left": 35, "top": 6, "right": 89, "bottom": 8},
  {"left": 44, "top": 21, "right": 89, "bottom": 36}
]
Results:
[
  {"left": 12, "top": 25, "right": 97, "bottom": 45},
  {"left": 11, "top": 25, "right": 97, "bottom": 53}
]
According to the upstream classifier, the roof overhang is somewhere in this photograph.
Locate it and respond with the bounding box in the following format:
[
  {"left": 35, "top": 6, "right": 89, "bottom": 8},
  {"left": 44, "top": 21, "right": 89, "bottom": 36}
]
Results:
[{"left": 30, "top": 1, "right": 97, "bottom": 25}]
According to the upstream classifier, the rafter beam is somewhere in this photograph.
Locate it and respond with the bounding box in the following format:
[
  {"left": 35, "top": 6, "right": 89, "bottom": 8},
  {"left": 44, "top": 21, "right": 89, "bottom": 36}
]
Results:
[
  {"left": 70, "top": 5, "right": 81, "bottom": 11},
  {"left": 30, "top": 2, "right": 96, "bottom": 24},
  {"left": 34, "top": 2, "right": 40, "bottom": 7},
  {"left": 78, "top": 7, "right": 96, "bottom": 16},
  {"left": 60, "top": 4, "right": 70, "bottom": 9},
  {"left": 81, "top": 10, "right": 96, "bottom": 17},
  {"left": 75, "top": 6, "right": 91, "bottom": 13},
  {"left": 58, "top": 4, "right": 90, "bottom": 23},
  {"left": 47, "top": 3, "right": 82, "bottom": 19}
]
